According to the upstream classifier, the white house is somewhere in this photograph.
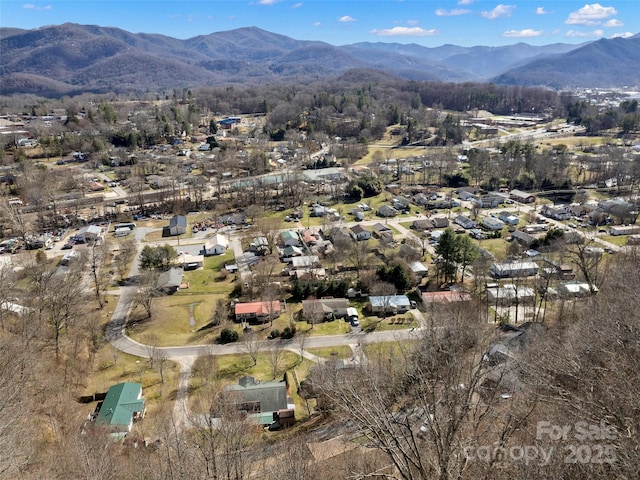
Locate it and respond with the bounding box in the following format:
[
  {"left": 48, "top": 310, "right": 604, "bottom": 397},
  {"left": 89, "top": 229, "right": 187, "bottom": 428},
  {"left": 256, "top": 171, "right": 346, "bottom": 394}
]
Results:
[
  {"left": 490, "top": 261, "right": 538, "bottom": 278},
  {"left": 202, "top": 234, "right": 229, "bottom": 256},
  {"left": 482, "top": 216, "right": 505, "bottom": 231},
  {"left": 350, "top": 224, "right": 372, "bottom": 241}
]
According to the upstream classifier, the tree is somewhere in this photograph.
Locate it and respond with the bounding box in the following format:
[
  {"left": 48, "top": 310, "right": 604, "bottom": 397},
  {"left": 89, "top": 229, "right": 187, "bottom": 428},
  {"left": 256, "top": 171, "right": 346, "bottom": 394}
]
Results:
[
  {"left": 139, "top": 244, "right": 178, "bottom": 270},
  {"left": 311, "top": 301, "right": 529, "bottom": 480},
  {"left": 87, "top": 240, "right": 108, "bottom": 308},
  {"left": 211, "top": 298, "right": 229, "bottom": 327},
  {"left": 241, "top": 331, "right": 262, "bottom": 365},
  {"left": 134, "top": 270, "right": 160, "bottom": 318},
  {"left": 434, "top": 228, "right": 459, "bottom": 285},
  {"left": 455, "top": 234, "right": 480, "bottom": 282},
  {"left": 115, "top": 237, "right": 137, "bottom": 282},
  {"left": 267, "top": 341, "right": 286, "bottom": 379}
]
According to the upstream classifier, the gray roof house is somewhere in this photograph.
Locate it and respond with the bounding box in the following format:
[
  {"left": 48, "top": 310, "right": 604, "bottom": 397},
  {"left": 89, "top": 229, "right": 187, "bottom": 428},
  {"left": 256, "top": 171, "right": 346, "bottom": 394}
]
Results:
[
  {"left": 166, "top": 215, "right": 187, "bottom": 236},
  {"left": 224, "top": 376, "right": 289, "bottom": 425},
  {"left": 302, "top": 298, "right": 350, "bottom": 320}
]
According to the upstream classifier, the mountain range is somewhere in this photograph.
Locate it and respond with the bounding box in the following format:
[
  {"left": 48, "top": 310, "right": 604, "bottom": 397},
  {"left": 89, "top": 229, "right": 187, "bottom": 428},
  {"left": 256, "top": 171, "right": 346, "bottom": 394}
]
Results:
[{"left": 1, "top": 24, "right": 638, "bottom": 97}]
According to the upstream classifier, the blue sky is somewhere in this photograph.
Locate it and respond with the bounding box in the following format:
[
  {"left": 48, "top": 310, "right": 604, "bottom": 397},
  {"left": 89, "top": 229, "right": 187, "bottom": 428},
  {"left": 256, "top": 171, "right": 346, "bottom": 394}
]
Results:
[{"left": 2, "top": 1, "right": 638, "bottom": 47}]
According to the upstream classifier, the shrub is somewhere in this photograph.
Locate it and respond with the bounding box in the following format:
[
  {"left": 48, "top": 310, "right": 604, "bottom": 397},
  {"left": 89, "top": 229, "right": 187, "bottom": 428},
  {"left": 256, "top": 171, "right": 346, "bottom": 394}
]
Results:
[
  {"left": 281, "top": 326, "right": 295, "bottom": 339},
  {"left": 218, "top": 328, "right": 239, "bottom": 344},
  {"left": 268, "top": 329, "right": 281, "bottom": 339}
]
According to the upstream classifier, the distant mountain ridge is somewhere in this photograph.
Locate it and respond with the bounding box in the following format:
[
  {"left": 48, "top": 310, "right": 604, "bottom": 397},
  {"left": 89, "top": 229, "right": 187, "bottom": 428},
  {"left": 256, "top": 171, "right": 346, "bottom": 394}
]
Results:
[{"left": 0, "top": 23, "right": 638, "bottom": 96}]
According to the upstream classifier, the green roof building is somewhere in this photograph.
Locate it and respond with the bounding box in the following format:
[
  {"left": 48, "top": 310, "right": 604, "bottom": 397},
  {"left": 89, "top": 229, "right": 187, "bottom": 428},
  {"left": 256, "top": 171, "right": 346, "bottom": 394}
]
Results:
[{"left": 95, "top": 382, "right": 145, "bottom": 437}]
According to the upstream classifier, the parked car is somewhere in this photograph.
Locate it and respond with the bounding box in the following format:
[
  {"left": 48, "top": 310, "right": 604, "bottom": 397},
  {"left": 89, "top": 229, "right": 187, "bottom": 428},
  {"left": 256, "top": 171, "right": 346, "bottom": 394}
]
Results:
[{"left": 61, "top": 244, "right": 73, "bottom": 250}]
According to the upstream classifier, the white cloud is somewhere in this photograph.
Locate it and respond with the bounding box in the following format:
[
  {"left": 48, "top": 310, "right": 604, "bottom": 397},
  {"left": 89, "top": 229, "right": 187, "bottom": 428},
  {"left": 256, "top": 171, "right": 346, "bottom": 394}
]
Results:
[
  {"left": 292, "top": 2, "right": 302, "bottom": 8},
  {"left": 339, "top": 15, "right": 356, "bottom": 23},
  {"left": 407, "top": 20, "right": 419, "bottom": 25},
  {"left": 458, "top": 0, "right": 474, "bottom": 5},
  {"left": 481, "top": 4, "right": 515, "bottom": 20},
  {"left": 370, "top": 26, "right": 439, "bottom": 37},
  {"left": 313, "top": 21, "right": 322, "bottom": 27},
  {"left": 435, "top": 8, "right": 471, "bottom": 17},
  {"left": 565, "top": 3, "right": 617, "bottom": 26},
  {"left": 22, "top": 3, "right": 52, "bottom": 10},
  {"left": 536, "top": 7, "right": 549, "bottom": 15},
  {"left": 502, "top": 29, "right": 543, "bottom": 38},
  {"left": 611, "top": 32, "right": 633, "bottom": 39},
  {"left": 566, "top": 29, "right": 604, "bottom": 37},
  {"left": 603, "top": 19, "right": 623, "bottom": 27},
  {"left": 258, "top": 0, "right": 278, "bottom": 5}
]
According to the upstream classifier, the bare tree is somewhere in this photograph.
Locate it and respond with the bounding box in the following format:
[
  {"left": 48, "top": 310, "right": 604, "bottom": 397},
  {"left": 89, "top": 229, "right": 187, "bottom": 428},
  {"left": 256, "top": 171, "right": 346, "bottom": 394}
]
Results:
[
  {"left": 311, "top": 301, "right": 531, "bottom": 480},
  {"left": 267, "top": 341, "right": 286, "bottom": 379},
  {"left": 134, "top": 270, "right": 160, "bottom": 318},
  {"left": 241, "top": 330, "right": 262, "bottom": 366},
  {"left": 87, "top": 239, "right": 108, "bottom": 308}
]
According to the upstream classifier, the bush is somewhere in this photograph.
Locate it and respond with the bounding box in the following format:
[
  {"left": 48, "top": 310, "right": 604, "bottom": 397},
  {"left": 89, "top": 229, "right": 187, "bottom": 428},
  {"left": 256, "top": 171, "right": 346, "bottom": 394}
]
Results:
[
  {"left": 281, "top": 326, "right": 295, "bottom": 339},
  {"left": 218, "top": 328, "right": 239, "bottom": 344},
  {"left": 268, "top": 329, "right": 281, "bottom": 339}
]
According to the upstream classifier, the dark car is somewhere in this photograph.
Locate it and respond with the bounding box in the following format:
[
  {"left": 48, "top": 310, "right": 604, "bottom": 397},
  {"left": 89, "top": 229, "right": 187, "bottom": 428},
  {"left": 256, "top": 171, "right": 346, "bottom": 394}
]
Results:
[{"left": 61, "top": 243, "right": 73, "bottom": 250}]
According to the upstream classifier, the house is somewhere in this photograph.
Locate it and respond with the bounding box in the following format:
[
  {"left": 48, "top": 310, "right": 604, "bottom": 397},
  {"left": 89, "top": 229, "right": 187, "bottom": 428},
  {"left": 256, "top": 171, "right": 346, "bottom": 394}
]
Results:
[
  {"left": 95, "top": 382, "right": 145, "bottom": 438},
  {"left": 486, "top": 284, "right": 536, "bottom": 306},
  {"left": 302, "top": 298, "right": 350, "bottom": 321},
  {"left": 234, "top": 301, "right": 282, "bottom": 323},
  {"left": 510, "top": 230, "right": 535, "bottom": 246},
  {"left": 391, "top": 197, "right": 411, "bottom": 211},
  {"left": 610, "top": 225, "right": 640, "bottom": 236},
  {"left": 75, "top": 224, "right": 103, "bottom": 243},
  {"left": 482, "top": 216, "right": 505, "bottom": 231},
  {"left": 498, "top": 211, "right": 519, "bottom": 225},
  {"left": 371, "top": 223, "right": 392, "bottom": 238},
  {"left": 522, "top": 224, "right": 549, "bottom": 234},
  {"left": 368, "top": 295, "right": 412, "bottom": 315},
  {"left": 301, "top": 229, "right": 320, "bottom": 246},
  {"left": 490, "top": 261, "right": 538, "bottom": 278},
  {"left": 290, "top": 255, "right": 320, "bottom": 270},
  {"left": 377, "top": 205, "right": 399, "bottom": 218},
  {"left": 475, "top": 194, "right": 504, "bottom": 208},
  {"left": 558, "top": 281, "right": 599, "bottom": 298},
  {"left": 541, "top": 205, "right": 572, "bottom": 221},
  {"left": 179, "top": 252, "right": 204, "bottom": 270},
  {"left": 412, "top": 219, "right": 434, "bottom": 231},
  {"left": 249, "top": 236, "right": 270, "bottom": 255},
  {"left": 431, "top": 217, "right": 450, "bottom": 229},
  {"left": 509, "top": 189, "right": 535, "bottom": 204},
  {"left": 454, "top": 215, "right": 477, "bottom": 230},
  {"left": 350, "top": 224, "right": 372, "bottom": 241},
  {"left": 412, "top": 193, "right": 430, "bottom": 206},
  {"left": 420, "top": 289, "right": 472, "bottom": 305},
  {"left": 408, "top": 261, "right": 429, "bottom": 278},
  {"left": 457, "top": 186, "right": 479, "bottom": 201},
  {"left": 224, "top": 376, "right": 289, "bottom": 426},
  {"left": 280, "top": 230, "right": 300, "bottom": 247},
  {"left": 156, "top": 267, "right": 184, "bottom": 294},
  {"left": 166, "top": 215, "right": 187, "bottom": 236},
  {"left": 202, "top": 234, "right": 229, "bottom": 256}
]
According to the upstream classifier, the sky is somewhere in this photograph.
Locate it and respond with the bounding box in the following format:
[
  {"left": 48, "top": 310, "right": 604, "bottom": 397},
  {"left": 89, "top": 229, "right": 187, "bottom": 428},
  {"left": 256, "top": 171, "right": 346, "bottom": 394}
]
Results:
[{"left": 2, "top": 1, "right": 638, "bottom": 47}]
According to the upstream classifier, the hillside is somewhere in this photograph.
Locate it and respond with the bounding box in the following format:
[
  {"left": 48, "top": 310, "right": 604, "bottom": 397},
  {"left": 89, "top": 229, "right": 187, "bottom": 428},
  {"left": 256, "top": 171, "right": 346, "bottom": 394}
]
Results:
[
  {"left": 493, "top": 36, "right": 640, "bottom": 88},
  {"left": 0, "top": 23, "right": 638, "bottom": 96}
]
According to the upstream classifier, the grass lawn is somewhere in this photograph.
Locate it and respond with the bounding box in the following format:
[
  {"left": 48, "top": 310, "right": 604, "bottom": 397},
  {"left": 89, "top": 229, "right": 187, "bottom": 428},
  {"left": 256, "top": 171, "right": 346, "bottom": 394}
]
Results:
[
  {"left": 127, "top": 293, "right": 227, "bottom": 346},
  {"left": 86, "top": 349, "right": 180, "bottom": 419},
  {"left": 602, "top": 235, "right": 629, "bottom": 246},
  {"left": 182, "top": 250, "right": 236, "bottom": 294},
  {"left": 189, "top": 352, "right": 318, "bottom": 421},
  {"left": 306, "top": 345, "right": 353, "bottom": 359},
  {"left": 361, "top": 313, "right": 417, "bottom": 333}
]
